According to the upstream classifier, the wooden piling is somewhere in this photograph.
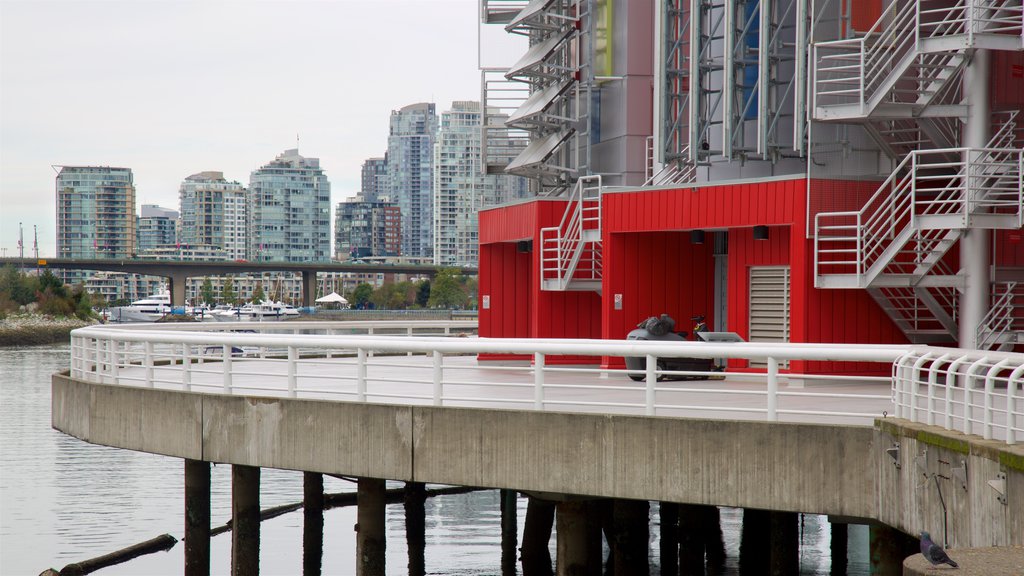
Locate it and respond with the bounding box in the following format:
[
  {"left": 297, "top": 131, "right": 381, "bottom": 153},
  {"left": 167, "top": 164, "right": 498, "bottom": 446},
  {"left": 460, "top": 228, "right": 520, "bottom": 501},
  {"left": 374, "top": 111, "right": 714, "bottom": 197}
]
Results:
[
  {"left": 303, "top": 472, "right": 324, "bottom": 576},
  {"left": 231, "top": 465, "right": 260, "bottom": 576},
  {"left": 356, "top": 477, "right": 386, "bottom": 576},
  {"left": 184, "top": 459, "right": 210, "bottom": 576},
  {"left": 404, "top": 481, "right": 426, "bottom": 576}
]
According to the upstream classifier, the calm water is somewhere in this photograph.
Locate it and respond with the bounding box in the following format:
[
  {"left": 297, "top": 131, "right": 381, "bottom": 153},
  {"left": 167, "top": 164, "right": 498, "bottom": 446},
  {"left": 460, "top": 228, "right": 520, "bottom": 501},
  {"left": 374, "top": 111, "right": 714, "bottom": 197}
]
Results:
[{"left": 0, "top": 343, "right": 869, "bottom": 575}]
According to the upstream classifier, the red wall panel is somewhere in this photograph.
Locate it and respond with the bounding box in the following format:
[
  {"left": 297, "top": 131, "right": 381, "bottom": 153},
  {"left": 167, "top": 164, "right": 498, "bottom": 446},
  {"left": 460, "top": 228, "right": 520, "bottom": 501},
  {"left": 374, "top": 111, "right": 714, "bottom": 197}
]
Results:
[{"left": 992, "top": 51, "right": 1024, "bottom": 111}]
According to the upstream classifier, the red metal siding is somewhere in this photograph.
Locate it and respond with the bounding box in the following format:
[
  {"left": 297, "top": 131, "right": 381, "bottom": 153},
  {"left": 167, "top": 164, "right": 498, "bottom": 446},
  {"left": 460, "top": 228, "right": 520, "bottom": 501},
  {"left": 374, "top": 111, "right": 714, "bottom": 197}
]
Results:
[{"left": 992, "top": 51, "right": 1024, "bottom": 111}]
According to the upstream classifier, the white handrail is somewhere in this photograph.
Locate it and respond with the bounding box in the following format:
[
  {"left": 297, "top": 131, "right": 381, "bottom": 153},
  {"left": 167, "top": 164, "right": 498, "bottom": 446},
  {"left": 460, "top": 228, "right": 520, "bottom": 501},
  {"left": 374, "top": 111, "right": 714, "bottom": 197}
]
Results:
[{"left": 67, "top": 321, "right": 1024, "bottom": 443}]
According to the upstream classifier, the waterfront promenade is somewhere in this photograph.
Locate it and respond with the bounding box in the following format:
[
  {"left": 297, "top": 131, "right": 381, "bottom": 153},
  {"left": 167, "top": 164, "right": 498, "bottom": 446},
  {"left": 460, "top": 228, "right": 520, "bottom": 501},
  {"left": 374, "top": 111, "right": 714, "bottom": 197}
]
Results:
[{"left": 53, "top": 320, "right": 1024, "bottom": 575}]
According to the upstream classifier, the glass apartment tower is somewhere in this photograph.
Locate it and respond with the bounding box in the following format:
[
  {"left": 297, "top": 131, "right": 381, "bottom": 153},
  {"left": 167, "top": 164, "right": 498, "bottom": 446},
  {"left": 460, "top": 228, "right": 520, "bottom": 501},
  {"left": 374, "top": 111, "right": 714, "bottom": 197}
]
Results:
[
  {"left": 56, "top": 166, "right": 136, "bottom": 261},
  {"left": 360, "top": 157, "right": 389, "bottom": 203},
  {"left": 433, "top": 101, "right": 528, "bottom": 267},
  {"left": 334, "top": 194, "right": 401, "bottom": 260},
  {"left": 387, "top": 103, "right": 438, "bottom": 259},
  {"left": 137, "top": 204, "right": 179, "bottom": 253},
  {"left": 248, "top": 149, "right": 331, "bottom": 262},
  {"left": 179, "top": 171, "right": 247, "bottom": 260}
]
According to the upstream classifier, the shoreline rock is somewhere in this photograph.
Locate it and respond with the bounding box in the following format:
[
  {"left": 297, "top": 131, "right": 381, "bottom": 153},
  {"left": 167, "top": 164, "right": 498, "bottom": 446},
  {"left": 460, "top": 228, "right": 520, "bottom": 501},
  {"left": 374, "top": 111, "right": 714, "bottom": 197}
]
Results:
[{"left": 0, "top": 314, "right": 96, "bottom": 347}]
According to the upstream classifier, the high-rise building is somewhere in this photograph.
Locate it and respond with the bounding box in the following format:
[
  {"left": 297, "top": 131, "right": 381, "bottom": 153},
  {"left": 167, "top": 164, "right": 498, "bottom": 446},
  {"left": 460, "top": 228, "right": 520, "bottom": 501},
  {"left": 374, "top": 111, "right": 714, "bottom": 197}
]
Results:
[
  {"left": 387, "top": 103, "right": 438, "bottom": 259},
  {"left": 334, "top": 194, "right": 401, "bottom": 260},
  {"left": 360, "top": 157, "right": 389, "bottom": 203},
  {"left": 56, "top": 166, "right": 136, "bottom": 262},
  {"left": 433, "top": 101, "right": 528, "bottom": 267},
  {"left": 137, "top": 204, "right": 178, "bottom": 253},
  {"left": 248, "top": 149, "right": 331, "bottom": 262},
  {"left": 179, "top": 171, "right": 247, "bottom": 261}
]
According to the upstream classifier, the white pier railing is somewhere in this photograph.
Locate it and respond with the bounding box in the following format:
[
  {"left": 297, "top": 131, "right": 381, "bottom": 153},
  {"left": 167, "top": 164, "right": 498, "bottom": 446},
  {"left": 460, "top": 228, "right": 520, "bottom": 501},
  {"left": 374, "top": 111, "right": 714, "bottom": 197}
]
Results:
[{"left": 68, "top": 321, "right": 1023, "bottom": 444}]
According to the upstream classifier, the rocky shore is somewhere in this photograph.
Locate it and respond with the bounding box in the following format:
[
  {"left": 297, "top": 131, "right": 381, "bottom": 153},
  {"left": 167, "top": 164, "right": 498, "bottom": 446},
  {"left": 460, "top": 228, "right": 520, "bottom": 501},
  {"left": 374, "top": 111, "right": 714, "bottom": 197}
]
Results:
[{"left": 0, "top": 314, "right": 96, "bottom": 346}]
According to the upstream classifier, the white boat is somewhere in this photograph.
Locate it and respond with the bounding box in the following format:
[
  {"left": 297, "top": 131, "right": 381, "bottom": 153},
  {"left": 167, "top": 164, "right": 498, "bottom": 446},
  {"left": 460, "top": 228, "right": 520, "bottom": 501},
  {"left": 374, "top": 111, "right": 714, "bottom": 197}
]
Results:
[
  {"left": 211, "top": 300, "right": 301, "bottom": 322},
  {"left": 110, "top": 292, "right": 172, "bottom": 323}
]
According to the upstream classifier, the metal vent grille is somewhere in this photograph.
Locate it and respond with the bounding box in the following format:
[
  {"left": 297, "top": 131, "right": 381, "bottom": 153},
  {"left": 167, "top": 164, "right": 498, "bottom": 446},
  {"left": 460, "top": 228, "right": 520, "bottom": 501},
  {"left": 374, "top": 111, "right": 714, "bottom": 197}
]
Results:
[{"left": 749, "top": 266, "right": 791, "bottom": 368}]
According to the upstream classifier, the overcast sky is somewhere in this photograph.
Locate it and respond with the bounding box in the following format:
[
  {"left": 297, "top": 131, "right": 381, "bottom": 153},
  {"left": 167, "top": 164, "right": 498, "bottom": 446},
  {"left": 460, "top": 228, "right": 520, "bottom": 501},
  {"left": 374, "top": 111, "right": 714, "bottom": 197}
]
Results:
[{"left": 0, "top": 0, "right": 522, "bottom": 256}]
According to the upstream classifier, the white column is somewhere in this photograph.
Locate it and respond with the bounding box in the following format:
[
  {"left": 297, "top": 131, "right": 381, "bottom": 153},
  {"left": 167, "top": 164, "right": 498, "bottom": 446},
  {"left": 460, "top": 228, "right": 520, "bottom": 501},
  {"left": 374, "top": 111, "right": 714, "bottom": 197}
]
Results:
[{"left": 958, "top": 48, "right": 991, "bottom": 349}]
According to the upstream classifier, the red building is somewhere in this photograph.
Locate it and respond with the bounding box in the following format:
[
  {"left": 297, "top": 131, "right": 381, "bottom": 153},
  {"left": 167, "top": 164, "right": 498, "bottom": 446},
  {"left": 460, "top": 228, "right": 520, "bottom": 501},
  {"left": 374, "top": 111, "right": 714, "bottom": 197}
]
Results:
[{"left": 477, "top": 0, "right": 1024, "bottom": 367}]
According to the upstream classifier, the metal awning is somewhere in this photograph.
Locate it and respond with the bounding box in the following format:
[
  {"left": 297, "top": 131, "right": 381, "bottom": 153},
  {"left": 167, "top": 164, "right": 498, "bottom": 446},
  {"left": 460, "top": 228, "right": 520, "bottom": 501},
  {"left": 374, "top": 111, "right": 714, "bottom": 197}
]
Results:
[
  {"left": 505, "top": 30, "right": 572, "bottom": 79},
  {"left": 507, "top": 81, "right": 573, "bottom": 126},
  {"left": 506, "top": 0, "right": 557, "bottom": 31},
  {"left": 506, "top": 130, "right": 573, "bottom": 172}
]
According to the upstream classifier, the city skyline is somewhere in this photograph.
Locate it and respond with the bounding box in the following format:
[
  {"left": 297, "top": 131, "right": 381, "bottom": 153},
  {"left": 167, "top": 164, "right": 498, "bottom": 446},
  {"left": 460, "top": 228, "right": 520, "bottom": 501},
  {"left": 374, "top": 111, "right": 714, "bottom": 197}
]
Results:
[{"left": 0, "top": 0, "right": 524, "bottom": 257}]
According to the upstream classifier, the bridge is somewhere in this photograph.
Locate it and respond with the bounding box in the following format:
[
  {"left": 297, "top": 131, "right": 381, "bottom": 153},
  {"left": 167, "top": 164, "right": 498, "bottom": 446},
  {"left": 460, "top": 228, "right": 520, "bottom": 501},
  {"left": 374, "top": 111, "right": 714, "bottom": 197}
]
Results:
[
  {"left": 53, "top": 321, "right": 1024, "bottom": 575},
  {"left": 0, "top": 257, "right": 477, "bottom": 307}
]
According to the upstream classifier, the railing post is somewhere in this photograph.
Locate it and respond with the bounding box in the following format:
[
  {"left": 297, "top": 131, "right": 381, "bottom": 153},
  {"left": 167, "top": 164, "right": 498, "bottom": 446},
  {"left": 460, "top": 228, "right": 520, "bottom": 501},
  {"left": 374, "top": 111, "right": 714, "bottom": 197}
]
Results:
[
  {"left": 222, "top": 345, "right": 233, "bottom": 393},
  {"left": 926, "top": 354, "right": 952, "bottom": 426},
  {"left": 144, "top": 341, "right": 154, "bottom": 388},
  {"left": 534, "top": 352, "right": 545, "bottom": 410},
  {"left": 432, "top": 350, "right": 443, "bottom": 406},
  {"left": 287, "top": 346, "right": 297, "bottom": 398},
  {"left": 357, "top": 348, "right": 367, "bottom": 402},
  {"left": 856, "top": 213, "right": 863, "bottom": 277},
  {"left": 1009, "top": 365, "right": 1023, "bottom": 445},
  {"left": 910, "top": 353, "right": 934, "bottom": 422},
  {"left": 645, "top": 354, "right": 656, "bottom": 416},
  {"left": 767, "top": 357, "right": 779, "bottom": 421},
  {"left": 92, "top": 337, "right": 102, "bottom": 382},
  {"left": 108, "top": 339, "right": 119, "bottom": 384},
  {"left": 983, "top": 359, "right": 1010, "bottom": 440},
  {"left": 964, "top": 358, "right": 989, "bottom": 435},
  {"left": 943, "top": 356, "right": 968, "bottom": 430},
  {"left": 407, "top": 327, "right": 413, "bottom": 356},
  {"left": 182, "top": 343, "right": 191, "bottom": 392}
]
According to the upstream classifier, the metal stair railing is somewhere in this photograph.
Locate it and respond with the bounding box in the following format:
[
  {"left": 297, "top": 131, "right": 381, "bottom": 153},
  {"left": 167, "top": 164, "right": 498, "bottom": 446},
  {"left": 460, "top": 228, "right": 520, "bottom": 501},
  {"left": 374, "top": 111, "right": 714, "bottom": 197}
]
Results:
[
  {"left": 815, "top": 147, "right": 1024, "bottom": 284},
  {"left": 644, "top": 144, "right": 697, "bottom": 187},
  {"left": 539, "top": 175, "right": 603, "bottom": 290},
  {"left": 812, "top": 0, "right": 1022, "bottom": 119},
  {"left": 977, "top": 282, "right": 1024, "bottom": 350}
]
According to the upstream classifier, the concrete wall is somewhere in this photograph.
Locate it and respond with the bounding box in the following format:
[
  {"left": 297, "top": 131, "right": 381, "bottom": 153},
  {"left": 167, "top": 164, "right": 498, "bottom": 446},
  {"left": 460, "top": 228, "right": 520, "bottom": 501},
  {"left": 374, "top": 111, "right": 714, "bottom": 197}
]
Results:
[
  {"left": 875, "top": 420, "right": 1024, "bottom": 549},
  {"left": 53, "top": 374, "right": 874, "bottom": 518},
  {"left": 52, "top": 374, "right": 1024, "bottom": 548}
]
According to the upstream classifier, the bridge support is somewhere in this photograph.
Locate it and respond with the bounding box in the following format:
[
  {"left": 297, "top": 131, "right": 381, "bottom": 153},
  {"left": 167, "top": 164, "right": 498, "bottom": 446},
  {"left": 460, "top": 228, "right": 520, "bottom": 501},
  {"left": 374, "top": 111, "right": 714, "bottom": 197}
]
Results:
[
  {"left": 231, "top": 465, "right": 260, "bottom": 576},
  {"left": 357, "top": 477, "right": 386, "bottom": 576},
  {"left": 304, "top": 472, "right": 324, "bottom": 576},
  {"left": 500, "top": 489, "right": 518, "bottom": 575},
  {"left": 770, "top": 511, "right": 799, "bottom": 576},
  {"left": 302, "top": 270, "right": 317, "bottom": 308},
  {"left": 404, "top": 481, "right": 426, "bottom": 576},
  {"left": 659, "top": 502, "right": 679, "bottom": 576},
  {"left": 740, "top": 508, "right": 770, "bottom": 574},
  {"left": 555, "top": 500, "right": 601, "bottom": 575},
  {"left": 184, "top": 459, "right": 210, "bottom": 576},
  {"left": 522, "top": 496, "right": 555, "bottom": 575},
  {"left": 830, "top": 521, "right": 848, "bottom": 575},
  {"left": 869, "top": 523, "right": 918, "bottom": 576},
  {"left": 607, "top": 499, "right": 649, "bottom": 575},
  {"left": 168, "top": 272, "right": 189, "bottom": 308}
]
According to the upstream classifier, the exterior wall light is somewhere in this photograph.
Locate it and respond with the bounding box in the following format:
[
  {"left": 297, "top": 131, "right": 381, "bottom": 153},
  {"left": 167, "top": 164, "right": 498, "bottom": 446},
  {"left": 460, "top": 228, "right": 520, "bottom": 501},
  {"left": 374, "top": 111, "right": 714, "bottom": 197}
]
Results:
[
  {"left": 753, "top": 225, "right": 769, "bottom": 241},
  {"left": 691, "top": 230, "right": 705, "bottom": 244}
]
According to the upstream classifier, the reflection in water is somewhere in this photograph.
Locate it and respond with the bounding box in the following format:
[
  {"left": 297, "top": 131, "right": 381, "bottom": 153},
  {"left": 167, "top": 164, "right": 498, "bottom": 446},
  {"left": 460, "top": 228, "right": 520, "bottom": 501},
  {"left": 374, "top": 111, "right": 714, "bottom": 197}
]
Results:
[{"left": 1, "top": 344, "right": 868, "bottom": 575}]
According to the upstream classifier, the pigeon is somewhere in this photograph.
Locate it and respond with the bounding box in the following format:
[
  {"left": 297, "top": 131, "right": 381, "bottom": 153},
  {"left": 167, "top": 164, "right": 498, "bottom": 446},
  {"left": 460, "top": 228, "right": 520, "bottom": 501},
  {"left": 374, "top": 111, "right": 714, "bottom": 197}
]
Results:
[{"left": 920, "top": 531, "right": 959, "bottom": 569}]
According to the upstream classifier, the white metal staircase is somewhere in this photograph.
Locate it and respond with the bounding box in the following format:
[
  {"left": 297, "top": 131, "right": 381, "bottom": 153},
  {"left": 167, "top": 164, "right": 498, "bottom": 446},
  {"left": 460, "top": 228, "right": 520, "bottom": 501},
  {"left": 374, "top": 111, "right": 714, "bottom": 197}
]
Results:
[
  {"left": 813, "top": 0, "right": 1024, "bottom": 123},
  {"left": 811, "top": 0, "right": 1024, "bottom": 347},
  {"left": 814, "top": 139, "right": 1024, "bottom": 343},
  {"left": 978, "top": 281, "right": 1024, "bottom": 350},
  {"left": 539, "top": 175, "right": 603, "bottom": 292}
]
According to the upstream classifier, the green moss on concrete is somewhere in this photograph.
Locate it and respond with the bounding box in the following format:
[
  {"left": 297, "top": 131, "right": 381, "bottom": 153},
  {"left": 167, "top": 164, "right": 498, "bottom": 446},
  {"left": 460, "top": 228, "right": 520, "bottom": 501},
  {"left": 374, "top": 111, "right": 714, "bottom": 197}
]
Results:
[
  {"left": 916, "top": 430, "right": 970, "bottom": 455},
  {"left": 999, "top": 451, "right": 1024, "bottom": 473}
]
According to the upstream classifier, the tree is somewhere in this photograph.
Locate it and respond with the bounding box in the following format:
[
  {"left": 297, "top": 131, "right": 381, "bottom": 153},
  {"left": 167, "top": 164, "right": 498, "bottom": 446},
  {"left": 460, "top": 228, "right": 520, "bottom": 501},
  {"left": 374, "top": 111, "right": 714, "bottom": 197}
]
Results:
[
  {"left": 427, "top": 269, "right": 468, "bottom": 309},
  {"left": 0, "top": 265, "right": 37, "bottom": 305},
  {"left": 200, "top": 278, "right": 216, "bottom": 306},
  {"left": 251, "top": 282, "right": 266, "bottom": 303},
  {"left": 351, "top": 283, "right": 373, "bottom": 308},
  {"left": 416, "top": 280, "right": 431, "bottom": 308},
  {"left": 222, "top": 277, "right": 236, "bottom": 305}
]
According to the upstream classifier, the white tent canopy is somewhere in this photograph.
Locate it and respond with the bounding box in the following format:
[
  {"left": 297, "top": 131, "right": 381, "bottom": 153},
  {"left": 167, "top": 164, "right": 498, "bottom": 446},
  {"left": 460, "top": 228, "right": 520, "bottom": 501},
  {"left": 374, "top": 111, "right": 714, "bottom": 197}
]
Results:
[{"left": 315, "top": 292, "right": 349, "bottom": 304}]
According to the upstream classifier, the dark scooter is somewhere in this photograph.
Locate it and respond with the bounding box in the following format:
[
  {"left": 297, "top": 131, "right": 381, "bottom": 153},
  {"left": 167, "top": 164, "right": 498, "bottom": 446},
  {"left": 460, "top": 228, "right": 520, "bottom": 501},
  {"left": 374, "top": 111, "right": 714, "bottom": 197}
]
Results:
[{"left": 625, "top": 314, "right": 716, "bottom": 381}]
